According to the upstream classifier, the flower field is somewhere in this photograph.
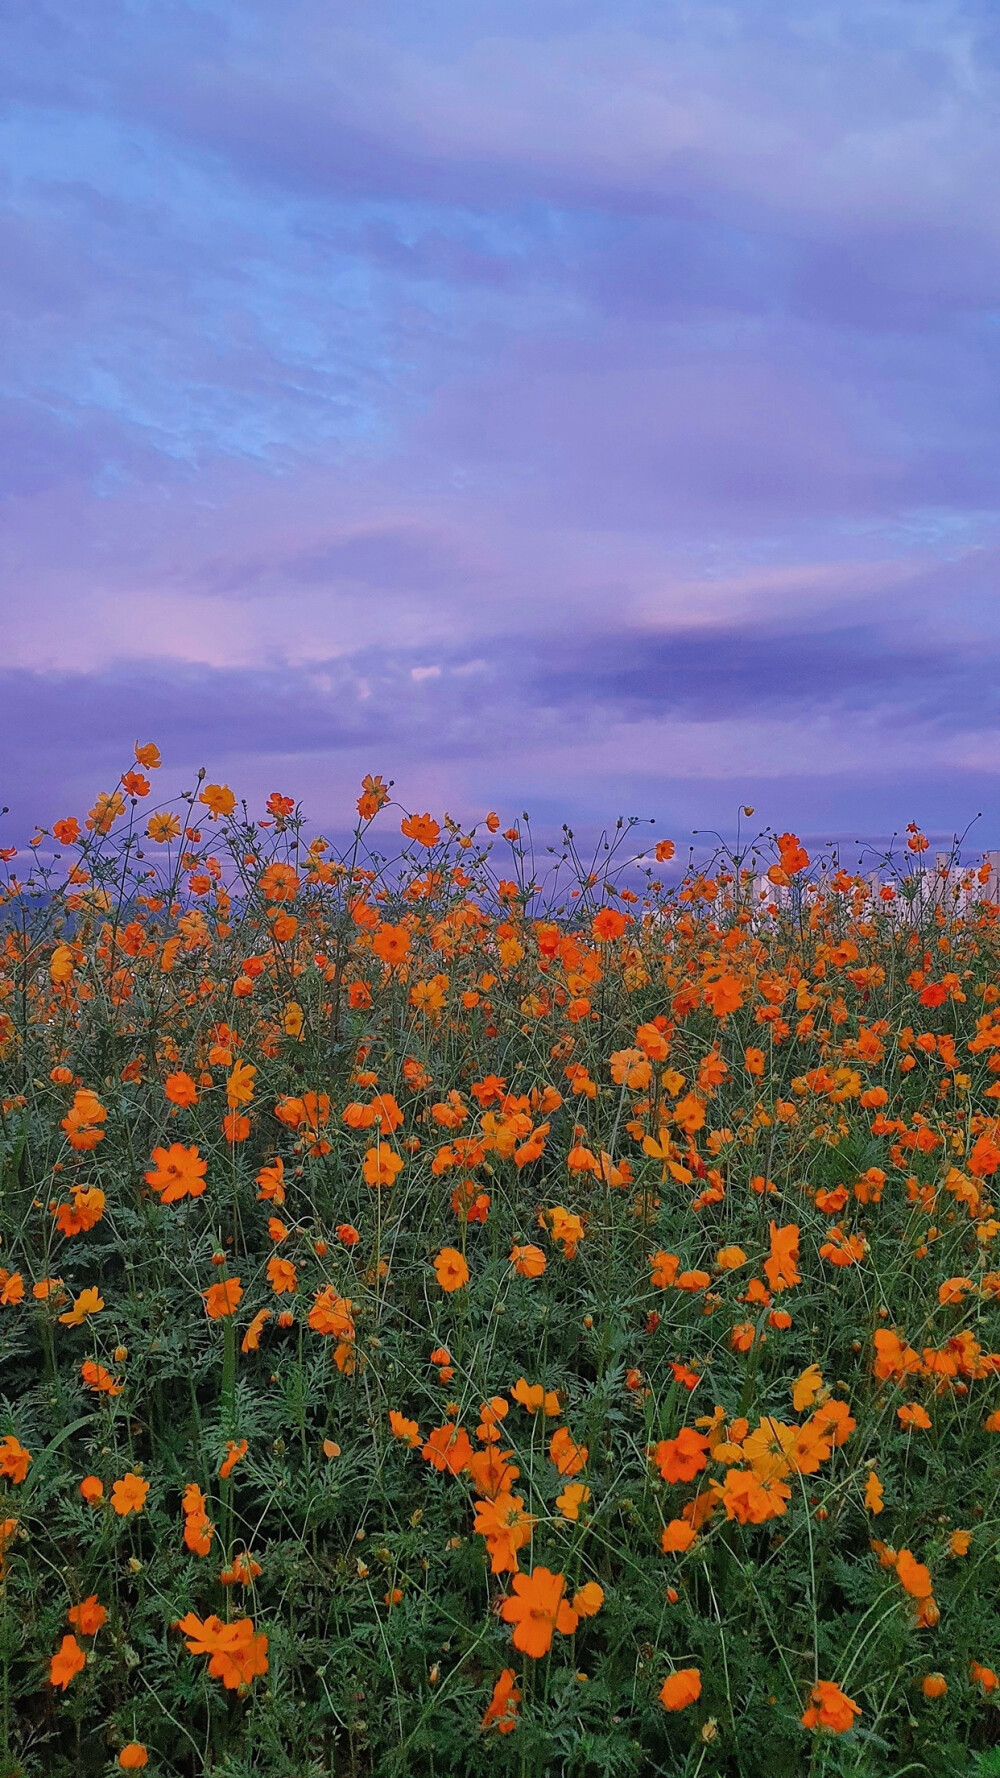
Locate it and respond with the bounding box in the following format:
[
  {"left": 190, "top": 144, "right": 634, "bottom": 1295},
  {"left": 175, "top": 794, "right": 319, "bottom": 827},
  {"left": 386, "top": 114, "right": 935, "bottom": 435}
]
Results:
[{"left": 1, "top": 750, "right": 1000, "bottom": 1776}]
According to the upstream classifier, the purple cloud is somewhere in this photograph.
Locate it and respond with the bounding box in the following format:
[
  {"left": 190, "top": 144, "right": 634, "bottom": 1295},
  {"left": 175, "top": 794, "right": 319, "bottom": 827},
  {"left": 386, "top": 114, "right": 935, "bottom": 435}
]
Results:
[{"left": 3, "top": 0, "right": 1000, "bottom": 845}]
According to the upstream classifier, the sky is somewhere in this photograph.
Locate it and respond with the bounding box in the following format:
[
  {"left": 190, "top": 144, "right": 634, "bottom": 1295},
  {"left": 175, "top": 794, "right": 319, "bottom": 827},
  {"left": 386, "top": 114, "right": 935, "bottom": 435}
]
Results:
[{"left": 3, "top": 0, "right": 1000, "bottom": 851}]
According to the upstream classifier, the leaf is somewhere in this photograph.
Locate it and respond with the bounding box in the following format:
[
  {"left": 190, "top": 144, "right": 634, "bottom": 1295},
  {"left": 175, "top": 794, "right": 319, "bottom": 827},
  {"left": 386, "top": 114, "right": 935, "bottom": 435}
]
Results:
[{"left": 19, "top": 1414, "right": 94, "bottom": 1499}]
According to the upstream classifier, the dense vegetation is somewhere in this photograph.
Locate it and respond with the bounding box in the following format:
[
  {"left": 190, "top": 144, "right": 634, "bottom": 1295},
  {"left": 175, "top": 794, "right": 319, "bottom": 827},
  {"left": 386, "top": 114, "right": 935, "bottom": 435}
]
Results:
[{"left": 1, "top": 750, "right": 999, "bottom": 1776}]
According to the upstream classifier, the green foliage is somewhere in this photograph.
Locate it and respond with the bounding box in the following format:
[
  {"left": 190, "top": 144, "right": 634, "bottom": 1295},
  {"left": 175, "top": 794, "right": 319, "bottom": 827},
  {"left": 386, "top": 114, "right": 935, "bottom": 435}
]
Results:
[{"left": 0, "top": 771, "right": 998, "bottom": 1773}]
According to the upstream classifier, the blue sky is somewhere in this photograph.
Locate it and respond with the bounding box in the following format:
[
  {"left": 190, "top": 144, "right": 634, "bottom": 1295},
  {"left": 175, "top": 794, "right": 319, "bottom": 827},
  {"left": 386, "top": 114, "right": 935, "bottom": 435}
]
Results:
[{"left": 3, "top": 0, "right": 1000, "bottom": 846}]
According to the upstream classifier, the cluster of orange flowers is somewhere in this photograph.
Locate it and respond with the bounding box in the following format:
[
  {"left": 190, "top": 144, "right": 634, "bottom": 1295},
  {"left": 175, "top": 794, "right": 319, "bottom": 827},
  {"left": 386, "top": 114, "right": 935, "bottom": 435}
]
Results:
[{"left": 2, "top": 753, "right": 1000, "bottom": 1769}]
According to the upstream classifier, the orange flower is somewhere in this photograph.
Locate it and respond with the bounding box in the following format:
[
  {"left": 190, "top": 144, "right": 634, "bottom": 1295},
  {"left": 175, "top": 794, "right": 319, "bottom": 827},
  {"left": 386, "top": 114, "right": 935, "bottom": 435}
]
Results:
[
  {"left": 651, "top": 1428, "right": 710, "bottom": 1484},
  {"left": 61, "top": 1088, "right": 107, "bottom": 1151},
  {"left": 556, "top": 1482, "right": 590, "bottom": 1520},
  {"left": 810, "top": 1398, "right": 854, "bottom": 1448},
  {"left": 476, "top": 1397, "right": 509, "bottom": 1443},
  {"left": 371, "top": 924, "right": 411, "bottom": 967},
  {"left": 434, "top": 1247, "right": 470, "bottom": 1292},
  {"left": 743, "top": 1416, "right": 798, "bottom": 1480},
  {"left": 182, "top": 1487, "right": 214, "bottom": 1555},
  {"left": 421, "top": 1424, "right": 474, "bottom": 1475},
  {"left": 789, "top": 1420, "right": 833, "bottom": 1475},
  {"left": 400, "top": 813, "right": 440, "bottom": 847},
  {"left": 147, "top": 811, "right": 181, "bottom": 843},
  {"left": 0, "top": 1437, "right": 32, "bottom": 1484},
  {"left": 572, "top": 1581, "right": 603, "bottom": 1618},
  {"left": 67, "top": 1594, "right": 107, "bottom": 1636},
  {"left": 948, "top": 1529, "right": 971, "bottom": 1556},
  {"left": 702, "top": 973, "right": 744, "bottom": 1017},
  {"left": 58, "top": 1286, "right": 104, "bottom": 1325},
  {"left": 79, "top": 1475, "right": 104, "bottom": 1503},
  {"left": 52, "top": 1185, "right": 106, "bottom": 1237},
  {"left": 87, "top": 788, "right": 127, "bottom": 831},
  {"left": 969, "top": 1133, "right": 1000, "bottom": 1178},
  {"left": 510, "top": 1243, "right": 546, "bottom": 1278},
  {"left": 256, "top": 1158, "right": 286, "bottom": 1203},
  {"left": 500, "top": 1566, "right": 578, "bottom": 1658},
  {"left": 226, "top": 1060, "right": 256, "bottom": 1108},
  {"left": 220, "top": 1550, "right": 262, "bottom": 1587},
  {"left": 659, "top": 1668, "right": 701, "bottom": 1711},
  {"left": 763, "top": 1222, "right": 801, "bottom": 1292},
  {"left": 199, "top": 784, "right": 236, "bottom": 820},
  {"left": 0, "top": 1516, "right": 17, "bottom": 1582},
  {"left": 49, "top": 1633, "right": 86, "bottom": 1690},
  {"left": 219, "top": 1439, "right": 248, "bottom": 1479},
  {"left": 819, "top": 1225, "right": 866, "bottom": 1268},
  {"left": 266, "top": 1255, "right": 298, "bottom": 1295},
  {"left": 164, "top": 1071, "right": 198, "bottom": 1108},
  {"left": 791, "top": 1364, "right": 824, "bottom": 1412},
  {"left": 540, "top": 1205, "right": 585, "bottom": 1257},
  {"left": 259, "top": 862, "right": 300, "bottom": 902},
  {"left": 920, "top": 1673, "right": 947, "bottom": 1699},
  {"left": 549, "top": 1425, "right": 588, "bottom": 1477},
  {"left": 176, "top": 1612, "right": 268, "bottom": 1689},
  {"left": 362, "top": 1145, "right": 404, "bottom": 1188},
  {"left": 610, "top": 1047, "right": 651, "bottom": 1089},
  {"left": 971, "top": 1661, "right": 999, "bottom": 1692},
  {"left": 676, "top": 1268, "right": 711, "bottom": 1292},
  {"left": 895, "top": 1548, "right": 933, "bottom": 1600},
  {"left": 453, "top": 1180, "right": 490, "bottom": 1223},
  {"left": 0, "top": 1272, "right": 24, "bottom": 1306},
  {"left": 241, "top": 1308, "right": 271, "bottom": 1352},
  {"left": 111, "top": 1473, "right": 149, "bottom": 1516},
  {"left": 481, "top": 1668, "right": 521, "bottom": 1734},
  {"left": 389, "top": 1411, "right": 421, "bottom": 1447},
  {"left": 467, "top": 1446, "right": 520, "bottom": 1499},
  {"left": 897, "top": 1402, "right": 932, "bottom": 1431},
  {"left": 661, "top": 1518, "right": 697, "bottom": 1552},
  {"left": 801, "top": 1680, "right": 861, "bottom": 1732},
  {"left": 873, "top": 1328, "right": 922, "bottom": 1382},
  {"left": 937, "top": 1275, "right": 974, "bottom": 1305},
  {"left": 357, "top": 774, "right": 390, "bottom": 820},
  {"left": 307, "top": 1288, "right": 355, "bottom": 1340},
  {"left": 473, "top": 1492, "right": 537, "bottom": 1573},
  {"left": 81, "top": 1360, "right": 123, "bottom": 1396},
  {"left": 118, "top": 1745, "right": 149, "bottom": 1768},
  {"left": 203, "top": 1278, "right": 243, "bottom": 1319},
  {"left": 716, "top": 1245, "right": 748, "bottom": 1271},
  {"left": 719, "top": 1468, "right": 791, "bottom": 1525},
  {"left": 776, "top": 832, "right": 809, "bottom": 874},
  {"left": 0, "top": 1517, "right": 15, "bottom": 1585},
  {"left": 672, "top": 1092, "right": 707, "bottom": 1135},
  {"left": 145, "top": 1143, "right": 207, "bottom": 1204},
  {"left": 670, "top": 1361, "right": 700, "bottom": 1392},
  {"left": 592, "top": 908, "right": 628, "bottom": 943},
  {"left": 510, "top": 1378, "right": 561, "bottom": 1417},
  {"left": 865, "top": 1471, "right": 884, "bottom": 1515},
  {"left": 32, "top": 1276, "right": 64, "bottom": 1303}
]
